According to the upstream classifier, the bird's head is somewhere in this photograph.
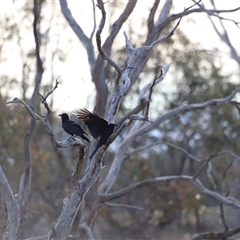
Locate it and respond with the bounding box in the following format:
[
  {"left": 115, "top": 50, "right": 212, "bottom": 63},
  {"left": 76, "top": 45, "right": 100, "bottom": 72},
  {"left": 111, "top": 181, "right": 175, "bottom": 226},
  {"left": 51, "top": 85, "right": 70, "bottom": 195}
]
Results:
[{"left": 58, "top": 113, "right": 69, "bottom": 121}]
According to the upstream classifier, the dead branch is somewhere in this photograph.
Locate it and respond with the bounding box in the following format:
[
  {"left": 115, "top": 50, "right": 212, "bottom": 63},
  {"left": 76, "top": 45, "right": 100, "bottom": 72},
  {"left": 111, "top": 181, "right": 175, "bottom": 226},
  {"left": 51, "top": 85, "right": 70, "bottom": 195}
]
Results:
[
  {"left": 79, "top": 223, "right": 94, "bottom": 240},
  {"left": 144, "top": 69, "right": 163, "bottom": 119},
  {"left": 194, "top": 0, "right": 240, "bottom": 65},
  {"left": 6, "top": 98, "right": 86, "bottom": 148},
  {"left": 25, "top": 236, "right": 48, "bottom": 240},
  {"left": 194, "top": 150, "right": 240, "bottom": 179},
  {"left": 100, "top": 174, "right": 240, "bottom": 210},
  {"left": 16, "top": 1, "right": 44, "bottom": 237},
  {"left": 220, "top": 203, "right": 228, "bottom": 232},
  {"left": 71, "top": 147, "right": 85, "bottom": 188},
  {"left": 94, "top": 0, "right": 137, "bottom": 116},
  {"left": 39, "top": 79, "right": 59, "bottom": 104},
  {"left": 147, "top": 0, "right": 160, "bottom": 31},
  {"left": 103, "top": 202, "right": 144, "bottom": 211},
  {"left": 96, "top": 0, "right": 121, "bottom": 75},
  {"left": 59, "top": 0, "right": 95, "bottom": 70},
  {"left": 134, "top": 86, "right": 240, "bottom": 139},
  {"left": 219, "top": 160, "right": 234, "bottom": 189},
  {"left": 192, "top": 227, "right": 240, "bottom": 240},
  {"left": 99, "top": 175, "right": 192, "bottom": 202},
  {"left": 130, "top": 2, "right": 240, "bottom": 83},
  {"left": 100, "top": 86, "right": 240, "bottom": 194},
  {"left": 106, "top": 7, "right": 184, "bottom": 122},
  {"left": 0, "top": 167, "right": 20, "bottom": 239},
  {"left": 138, "top": 65, "right": 170, "bottom": 104},
  {"left": 90, "top": 0, "right": 96, "bottom": 41},
  {"left": 130, "top": 140, "right": 202, "bottom": 163},
  {"left": 193, "top": 0, "right": 240, "bottom": 28},
  {"left": 48, "top": 159, "right": 103, "bottom": 240},
  {"left": 38, "top": 79, "right": 59, "bottom": 120}
]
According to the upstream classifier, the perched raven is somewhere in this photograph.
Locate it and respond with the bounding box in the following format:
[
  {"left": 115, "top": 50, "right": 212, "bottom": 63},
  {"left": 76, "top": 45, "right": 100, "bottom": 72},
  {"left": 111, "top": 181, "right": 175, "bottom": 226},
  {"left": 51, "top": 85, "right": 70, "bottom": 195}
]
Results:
[
  {"left": 59, "top": 113, "right": 91, "bottom": 142},
  {"left": 74, "top": 109, "right": 117, "bottom": 158}
]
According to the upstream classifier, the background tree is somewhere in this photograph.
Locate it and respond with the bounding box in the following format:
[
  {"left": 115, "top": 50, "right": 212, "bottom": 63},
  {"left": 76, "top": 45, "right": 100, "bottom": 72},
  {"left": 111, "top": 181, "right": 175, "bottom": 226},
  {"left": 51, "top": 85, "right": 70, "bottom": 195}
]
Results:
[{"left": 1, "top": 0, "right": 240, "bottom": 239}]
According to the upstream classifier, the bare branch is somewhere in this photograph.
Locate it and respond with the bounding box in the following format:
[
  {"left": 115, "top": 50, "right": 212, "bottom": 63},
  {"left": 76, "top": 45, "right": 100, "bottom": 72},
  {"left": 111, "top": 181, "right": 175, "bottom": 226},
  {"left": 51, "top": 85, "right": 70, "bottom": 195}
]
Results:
[
  {"left": 16, "top": 2, "right": 45, "bottom": 237},
  {"left": 99, "top": 175, "right": 191, "bottom": 202},
  {"left": 38, "top": 79, "right": 59, "bottom": 120},
  {"left": 219, "top": 160, "right": 234, "bottom": 188},
  {"left": 194, "top": 150, "right": 240, "bottom": 179},
  {"left": 147, "top": 0, "right": 160, "bottom": 31},
  {"left": 103, "top": 202, "right": 144, "bottom": 211},
  {"left": 39, "top": 79, "right": 59, "bottom": 104},
  {"left": 155, "top": 0, "right": 173, "bottom": 27},
  {"left": 100, "top": 86, "right": 240, "bottom": 193},
  {"left": 93, "top": 0, "right": 137, "bottom": 116},
  {"left": 131, "top": 2, "right": 240, "bottom": 82},
  {"left": 117, "top": 99, "right": 148, "bottom": 126},
  {"left": 71, "top": 147, "right": 85, "bottom": 188},
  {"left": 192, "top": 226, "right": 240, "bottom": 240},
  {"left": 206, "top": 162, "right": 216, "bottom": 190},
  {"left": 59, "top": 0, "right": 95, "bottom": 70},
  {"left": 0, "top": 167, "right": 20, "bottom": 239},
  {"left": 135, "top": 86, "right": 240, "bottom": 139},
  {"left": 101, "top": 175, "right": 240, "bottom": 210},
  {"left": 138, "top": 65, "right": 170, "bottom": 103},
  {"left": 193, "top": 0, "right": 240, "bottom": 28},
  {"left": 140, "top": 1, "right": 198, "bottom": 53},
  {"left": 6, "top": 98, "right": 86, "bottom": 149},
  {"left": 25, "top": 236, "right": 48, "bottom": 240},
  {"left": 96, "top": 0, "right": 121, "bottom": 75},
  {"left": 79, "top": 223, "right": 94, "bottom": 240},
  {"left": 192, "top": 178, "right": 240, "bottom": 209},
  {"left": 90, "top": 0, "right": 97, "bottom": 41},
  {"left": 106, "top": 32, "right": 137, "bottom": 121},
  {"left": 194, "top": 0, "right": 240, "bottom": 65},
  {"left": 131, "top": 140, "right": 202, "bottom": 163},
  {"left": 144, "top": 70, "right": 162, "bottom": 119},
  {"left": 48, "top": 160, "right": 103, "bottom": 239},
  {"left": 220, "top": 203, "right": 229, "bottom": 232}
]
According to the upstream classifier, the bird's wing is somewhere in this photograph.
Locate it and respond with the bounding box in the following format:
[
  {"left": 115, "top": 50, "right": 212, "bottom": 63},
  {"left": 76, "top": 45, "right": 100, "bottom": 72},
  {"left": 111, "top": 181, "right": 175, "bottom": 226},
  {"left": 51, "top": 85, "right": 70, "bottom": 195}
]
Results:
[
  {"left": 62, "top": 120, "right": 78, "bottom": 133},
  {"left": 74, "top": 109, "right": 108, "bottom": 138}
]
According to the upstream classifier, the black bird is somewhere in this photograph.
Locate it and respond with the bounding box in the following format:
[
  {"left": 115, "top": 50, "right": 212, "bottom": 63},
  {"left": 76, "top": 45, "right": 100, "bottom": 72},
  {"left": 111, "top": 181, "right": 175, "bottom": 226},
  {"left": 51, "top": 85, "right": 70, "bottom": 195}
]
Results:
[
  {"left": 74, "top": 109, "right": 117, "bottom": 158},
  {"left": 59, "top": 113, "right": 91, "bottom": 143}
]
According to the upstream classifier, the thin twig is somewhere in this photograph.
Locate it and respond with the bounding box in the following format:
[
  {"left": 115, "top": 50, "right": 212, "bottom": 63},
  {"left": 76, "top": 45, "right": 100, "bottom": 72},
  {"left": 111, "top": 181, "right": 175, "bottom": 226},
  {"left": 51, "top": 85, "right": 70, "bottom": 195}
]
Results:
[
  {"left": 39, "top": 79, "right": 59, "bottom": 104},
  {"left": 219, "top": 160, "right": 234, "bottom": 189},
  {"left": 192, "top": 0, "right": 240, "bottom": 28},
  {"left": 130, "top": 140, "right": 202, "bottom": 163},
  {"left": 220, "top": 203, "right": 229, "bottom": 232},
  {"left": 80, "top": 223, "right": 94, "bottom": 240},
  {"left": 192, "top": 227, "right": 240, "bottom": 240},
  {"left": 100, "top": 174, "right": 240, "bottom": 211},
  {"left": 103, "top": 202, "right": 144, "bottom": 211},
  {"left": 90, "top": 0, "right": 96, "bottom": 41},
  {"left": 38, "top": 79, "right": 59, "bottom": 120},
  {"left": 206, "top": 162, "right": 217, "bottom": 190},
  {"left": 144, "top": 70, "right": 163, "bottom": 119},
  {"left": 96, "top": 0, "right": 122, "bottom": 75},
  {"left": 140, "top": 1, "right": 201, "bottom": 52}
]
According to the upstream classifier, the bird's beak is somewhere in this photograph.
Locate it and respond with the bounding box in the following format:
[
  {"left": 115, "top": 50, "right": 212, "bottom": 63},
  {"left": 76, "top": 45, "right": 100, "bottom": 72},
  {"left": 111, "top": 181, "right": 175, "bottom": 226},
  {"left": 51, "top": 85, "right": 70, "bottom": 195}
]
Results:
[{"left": 58, "top": 114, "right": 62, "bottom": 117}]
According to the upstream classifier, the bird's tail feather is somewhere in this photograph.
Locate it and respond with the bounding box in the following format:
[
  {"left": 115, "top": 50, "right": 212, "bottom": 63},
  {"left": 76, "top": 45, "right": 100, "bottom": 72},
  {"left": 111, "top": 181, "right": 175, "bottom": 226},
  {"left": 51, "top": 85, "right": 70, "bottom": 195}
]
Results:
[
  {"left": 89, "top": 147, "right": 98, "bottom": 159},
  {"left": 83, "top": 134, "right": 91, "bottom": 143}
]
